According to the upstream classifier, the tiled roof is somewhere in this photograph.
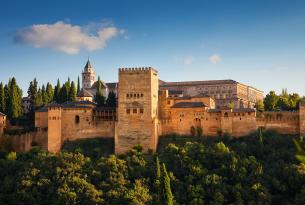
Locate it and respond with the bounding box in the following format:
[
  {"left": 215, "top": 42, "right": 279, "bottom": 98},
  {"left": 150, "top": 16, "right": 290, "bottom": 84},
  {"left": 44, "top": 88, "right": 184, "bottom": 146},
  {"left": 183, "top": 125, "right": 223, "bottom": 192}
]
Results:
[
  {"left": 0, "top": 112, "right": 6, "bottom": 116},
  {"left": 160, "top": 80, "right": 238, "bottom": 87},
  {"left": 208, "top": 109, "right": 221, "bottom": 113},
  {"left": 106, "top": 82, "right": 118, "bottom": 89},
  {"left": 47, "top": 102, "right": 62, "bottom": 107},
  {"left": 91, "top": 81, "right": 107, "bottom": 89},
  {"left": 62, "top": 101, "right": 96, "bottom": 108},
  {"left": 77, "top": 89, "right": 94, "bottom": 97},
  {"left": 35, "top": 107, "right": 48, "bottom": 112},
  {"left": 168, "top": 90, "right": 183, "bottom": 95},
  {"left": 171, "top": 102, "right": 207, "bottom": 108}
]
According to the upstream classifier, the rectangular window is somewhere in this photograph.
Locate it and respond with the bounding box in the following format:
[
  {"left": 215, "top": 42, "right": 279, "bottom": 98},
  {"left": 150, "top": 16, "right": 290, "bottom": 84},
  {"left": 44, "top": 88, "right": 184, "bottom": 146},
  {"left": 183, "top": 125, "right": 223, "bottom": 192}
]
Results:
[
  {"left": 140, "top": 108, "right": 144, "bottom": 113},
  {"left": 126, "top": 109, "right": 130, "bottom": 114},
  {"left": 133, "top": 109, "right": 137, "bottom": 114}
]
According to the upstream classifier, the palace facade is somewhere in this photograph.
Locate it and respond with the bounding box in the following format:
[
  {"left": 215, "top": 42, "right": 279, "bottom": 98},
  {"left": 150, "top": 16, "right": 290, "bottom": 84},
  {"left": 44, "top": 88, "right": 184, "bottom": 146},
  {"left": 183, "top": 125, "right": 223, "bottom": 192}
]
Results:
[{"left": 30, "top": 61, "right": 305, "bottom": 154}]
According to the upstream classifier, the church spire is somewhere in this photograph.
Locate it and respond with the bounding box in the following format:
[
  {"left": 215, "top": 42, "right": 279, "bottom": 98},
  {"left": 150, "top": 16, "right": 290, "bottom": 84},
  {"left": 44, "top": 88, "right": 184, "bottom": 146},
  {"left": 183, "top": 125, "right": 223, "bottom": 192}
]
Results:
[{"left": 84, "top": 58, "right": 93, "bottom": 72}]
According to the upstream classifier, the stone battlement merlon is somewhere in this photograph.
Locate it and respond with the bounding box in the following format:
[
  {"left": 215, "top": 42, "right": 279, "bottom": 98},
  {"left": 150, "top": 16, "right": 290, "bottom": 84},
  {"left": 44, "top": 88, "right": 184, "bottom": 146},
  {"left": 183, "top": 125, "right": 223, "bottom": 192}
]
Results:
[{"left": 118, "top": 67, "right": 158, "bottom": 73}]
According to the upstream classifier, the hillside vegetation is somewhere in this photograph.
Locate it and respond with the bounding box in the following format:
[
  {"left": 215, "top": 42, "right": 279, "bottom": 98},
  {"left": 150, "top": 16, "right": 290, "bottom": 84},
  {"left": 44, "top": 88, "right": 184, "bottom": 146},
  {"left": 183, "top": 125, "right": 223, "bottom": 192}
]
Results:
[{"left": 0, "top": 132, "right": 305, "bottom": 205}]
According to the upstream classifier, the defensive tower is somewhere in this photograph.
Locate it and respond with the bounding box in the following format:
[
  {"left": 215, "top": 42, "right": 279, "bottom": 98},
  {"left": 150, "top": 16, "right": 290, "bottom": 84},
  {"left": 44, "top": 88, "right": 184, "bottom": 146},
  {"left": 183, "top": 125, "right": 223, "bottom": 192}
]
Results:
[{"left": 115, "top": 67, "right": 159, "bottom": 153}]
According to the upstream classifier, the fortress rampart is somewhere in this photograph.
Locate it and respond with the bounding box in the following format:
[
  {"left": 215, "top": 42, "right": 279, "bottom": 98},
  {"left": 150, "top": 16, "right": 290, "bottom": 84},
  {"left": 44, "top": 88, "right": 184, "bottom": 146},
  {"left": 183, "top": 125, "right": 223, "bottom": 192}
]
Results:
[{"left": 4, "top": 67, "right": 305, "bottom": 153}]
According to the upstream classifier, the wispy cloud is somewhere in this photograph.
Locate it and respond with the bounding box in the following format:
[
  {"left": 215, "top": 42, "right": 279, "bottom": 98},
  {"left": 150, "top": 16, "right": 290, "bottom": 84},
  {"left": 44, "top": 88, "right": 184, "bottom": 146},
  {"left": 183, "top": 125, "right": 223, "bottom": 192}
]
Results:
[
  {"left": 14, "top": 21, "right": 122, "bottom": 54},
  {"left": 184, "top": 56, "right": 194, "bottom": 65},
  {"left": 209, "top": 54, "right": 222, "bottom": 64}
]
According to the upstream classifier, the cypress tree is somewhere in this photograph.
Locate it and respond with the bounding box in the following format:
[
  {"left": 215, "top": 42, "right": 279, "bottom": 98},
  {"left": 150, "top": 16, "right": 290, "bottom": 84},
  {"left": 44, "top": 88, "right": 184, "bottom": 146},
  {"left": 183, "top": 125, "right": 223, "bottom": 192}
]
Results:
[
  {"left": 155, "top": 157, "right": 161, "bottom": 205},
  {"left": 35, "top": 88, "right": 43, "bottom": 107},
  {"left": 106, "top": 91, "right": 116, "bottom": 107},
  {"left": 160, "top": 163, "right": 173, "bottom": 205},
  {"left": 69, "top": 81, "right": 77, "bottom": 101},
  {"left": 27, "top": 78, "right": 38, "bottom": 102},
  {"left": 59, "top": 83, "right": 69, "bottom": 103},
  {"left": 77, "top": 76, "right": 81, "bottom": 94},
  {"left": 54, "top": 79, "right": 61, "bottom": 103},
  {"left": 4, "top": 84, "right": 9, "bottom": 114},
  {"left": 45, "top": 82, "right": 54, "bottom": 104},
  {"left": 8, "top": 77, "right": 23, "bottom": 120},
  {"left": 41, "top": 85, "right": 47, "bottom": 105},
  {"left": 0, "top": 82, "right": 5, "bottom": 113},
  {"left": 95, "top": 76, "right": 105, "bottom": 107}
]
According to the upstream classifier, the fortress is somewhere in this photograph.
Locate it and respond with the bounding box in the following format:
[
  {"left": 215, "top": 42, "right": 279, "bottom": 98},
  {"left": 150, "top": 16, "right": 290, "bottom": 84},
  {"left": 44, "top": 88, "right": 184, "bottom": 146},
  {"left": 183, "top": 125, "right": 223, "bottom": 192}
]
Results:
[{"left": 2, "top": 60, "right": 305, "bottom": 153}]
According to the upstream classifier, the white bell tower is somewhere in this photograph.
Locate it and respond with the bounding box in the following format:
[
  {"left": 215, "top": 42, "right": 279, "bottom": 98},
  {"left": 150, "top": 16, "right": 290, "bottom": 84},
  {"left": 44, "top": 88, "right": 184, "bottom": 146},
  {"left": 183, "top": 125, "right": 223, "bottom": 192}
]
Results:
[{"left": 82, "top": 59, "right": 96, "bottom": 89}]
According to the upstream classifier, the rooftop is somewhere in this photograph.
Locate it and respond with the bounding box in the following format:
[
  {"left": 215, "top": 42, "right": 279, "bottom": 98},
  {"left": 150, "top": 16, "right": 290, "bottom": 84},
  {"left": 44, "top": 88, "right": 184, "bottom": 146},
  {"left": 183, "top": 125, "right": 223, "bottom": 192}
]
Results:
[{"left": 172, "top": 102, "right": 207, "bottom": 108}]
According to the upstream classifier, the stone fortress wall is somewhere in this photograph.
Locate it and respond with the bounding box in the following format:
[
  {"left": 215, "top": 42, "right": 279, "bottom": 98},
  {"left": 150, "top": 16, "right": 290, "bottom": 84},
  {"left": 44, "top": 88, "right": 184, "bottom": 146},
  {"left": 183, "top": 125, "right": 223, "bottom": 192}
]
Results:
[{"left": 4, "top": 65, "right": 305, "bottom": 153}]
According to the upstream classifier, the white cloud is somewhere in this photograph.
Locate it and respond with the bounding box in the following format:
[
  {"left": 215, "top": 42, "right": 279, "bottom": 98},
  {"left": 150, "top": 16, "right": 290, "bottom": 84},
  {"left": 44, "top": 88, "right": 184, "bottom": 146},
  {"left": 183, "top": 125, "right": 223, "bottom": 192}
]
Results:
[
  {"left": 15, "top": 21, "right": 121, "bottom": 54},
  {"left": 184, "top": 56, "right": 194, "bottom": 65},
  {"left": 209, "top": 54, "right": 222, "bottom": 64}
]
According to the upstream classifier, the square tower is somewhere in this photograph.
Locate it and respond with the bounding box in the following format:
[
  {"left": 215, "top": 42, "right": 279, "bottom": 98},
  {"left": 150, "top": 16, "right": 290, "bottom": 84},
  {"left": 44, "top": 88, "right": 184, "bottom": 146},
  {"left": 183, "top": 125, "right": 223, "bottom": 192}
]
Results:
[
  {"left": 299, "top": 102, "right": 305, "bottom": 136},
  {"left": 115, "top": 67, "right": 159, "bottom": 153}
]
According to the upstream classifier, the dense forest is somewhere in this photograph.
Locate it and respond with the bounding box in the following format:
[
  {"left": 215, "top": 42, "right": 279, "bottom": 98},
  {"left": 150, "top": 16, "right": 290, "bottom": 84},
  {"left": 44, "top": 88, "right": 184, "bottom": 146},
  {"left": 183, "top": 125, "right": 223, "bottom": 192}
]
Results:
[{"left": 0, "top": 131, "right": 305, "bottom": 205}]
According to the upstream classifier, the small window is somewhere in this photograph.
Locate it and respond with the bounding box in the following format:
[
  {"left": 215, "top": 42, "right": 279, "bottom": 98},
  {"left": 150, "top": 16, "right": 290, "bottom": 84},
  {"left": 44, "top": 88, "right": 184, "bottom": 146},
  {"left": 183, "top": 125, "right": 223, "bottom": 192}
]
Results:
[
  {"left": 126, "top": 109, "right": 130, "bottom": 114},
  {"left": 52, "top": 117, "right": 56, "bottom": 120},
  {"left": 167, "top": 100, "right": 170, "bottom": 105},
  {"left": 141, "top": 93, "right": 144, "bottom": 97},
  {"left": 134, "top": 94, "right": 137, "bottom": 97},
  {"left": 137, "top": 94, "right": 140, "bottom": 98},
  {"left": 133, "top": 109, "right": 137, "bottom": 114},
  {"left": 75, "top": 115, "right": 80, "bottom": 124},
  {"left": 140, "top": 108, "right": 144, "bottom": 114},
  {"left": 127, "top": 94, "right": 129, "bottom": 98}
]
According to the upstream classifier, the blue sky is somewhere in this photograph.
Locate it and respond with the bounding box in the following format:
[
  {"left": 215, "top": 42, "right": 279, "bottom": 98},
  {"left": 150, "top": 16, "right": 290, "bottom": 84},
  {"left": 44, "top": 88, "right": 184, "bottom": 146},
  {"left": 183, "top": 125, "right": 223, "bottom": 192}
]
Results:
[{"left": 0, "top": 0, "right": 304, "bottom": 96}]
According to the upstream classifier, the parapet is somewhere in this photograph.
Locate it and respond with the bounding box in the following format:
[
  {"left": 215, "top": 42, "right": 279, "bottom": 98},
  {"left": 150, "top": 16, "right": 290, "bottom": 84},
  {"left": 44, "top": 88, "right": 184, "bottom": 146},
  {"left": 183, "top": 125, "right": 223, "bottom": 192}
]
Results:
[{"left": 118, "top": 67, "right": 158, "bottom": 73}]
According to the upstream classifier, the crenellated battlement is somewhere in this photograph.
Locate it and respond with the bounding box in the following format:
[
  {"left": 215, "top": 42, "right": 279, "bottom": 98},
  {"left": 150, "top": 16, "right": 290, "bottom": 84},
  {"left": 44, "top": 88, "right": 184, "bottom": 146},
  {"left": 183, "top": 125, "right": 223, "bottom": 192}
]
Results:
[{"left": 118, "top": 67, "right": 157, "bottom": 73}]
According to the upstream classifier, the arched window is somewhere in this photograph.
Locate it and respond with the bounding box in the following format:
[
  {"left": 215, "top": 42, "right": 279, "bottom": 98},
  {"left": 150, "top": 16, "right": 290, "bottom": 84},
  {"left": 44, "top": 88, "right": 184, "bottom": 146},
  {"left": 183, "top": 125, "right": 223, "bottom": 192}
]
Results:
[
  {"left": 75, "top": 115, "right": 80, "bottom": 124},
  {"left": 224, "top": 112, "right": 228, "bottom": 117}
]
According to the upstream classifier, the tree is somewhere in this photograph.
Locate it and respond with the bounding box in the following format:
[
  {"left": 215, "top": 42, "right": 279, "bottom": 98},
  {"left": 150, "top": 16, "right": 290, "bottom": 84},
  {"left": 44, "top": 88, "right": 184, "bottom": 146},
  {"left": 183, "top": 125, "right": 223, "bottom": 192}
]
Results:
[
  {"left": 27, "top": 78, "right": 38, "bottom": 102},
  {"left": 59, "top": 83, "right": 69, "bottom": 103},
  {"left": 54, "top": 79, "right": 61, "bottom": 103},
  {"left": 277, "top": 97, "right": 290, "bottom": 111},
  {"left": 294, "top": 139, "right": 305, "bottom": 163},
  {"left": 264, "top": 91, "right": 278, "bottom": 111},
  {"left": 106, "top": 91, "right": 116, "bottom": 107},
  {"left": 255, "top": 100, "right": 264, "bottom": 112},
  {"left": 41, "top": 85, "right": 47, "bottom": 105},
  {"left": 34, "top": 88, "right": 43, "bottom": 107},
  {"left": 7, "top": 77, "right": 23, "bottom": 121},
  {"left": 77, "top": 76, "right": 81, "bottom": 94},
  {"left": 45, "top": 82, "right": 54, "bottom": 104},
  {"left": 155, "top": 157, "right": 161, "bottom": 205},
  {"left": 69, "top": 81, "right": 77, "bottom": 101},
  {"left": 160, "top": 163, "right": 173, "bottom": 205},
  {"left": 95, "top": 77, "right": 105, "bottom": 107},
  {"left": 0, "top": 82, "right": 5, "bottom": 113}
]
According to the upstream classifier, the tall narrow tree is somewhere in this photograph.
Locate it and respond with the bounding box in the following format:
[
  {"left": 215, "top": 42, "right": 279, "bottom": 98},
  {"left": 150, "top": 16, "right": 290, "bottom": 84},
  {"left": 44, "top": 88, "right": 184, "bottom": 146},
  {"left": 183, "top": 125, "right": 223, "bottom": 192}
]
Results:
[
  {"left": 27, "top": 78, "right": 38, "bottom": 102},
  {"left": 0, "top": 82, "right": 5, "bottom": 113},
  {"left": 160, "top": 163, "right": 173, "bottom": 205},
  {"left": 54, "top": 79, "right": 61, "bottom": 103},
  {"left": 106, "top": 91, "right": 116, "bottom": 107},
  {"left": 77, "top": 76, "right": 81, "bottom": 94},
  {"left": 8, "top": 77, "right": 23, "bottom": 120},
  {"left": 69, "top": 81, "right": 77, "bottom": 101},
  {"left": 45, "top": 82, "right": 54, "bottom": 104},
  {"left": 95, "top": 76, "right": 105, "bottom": 107}
]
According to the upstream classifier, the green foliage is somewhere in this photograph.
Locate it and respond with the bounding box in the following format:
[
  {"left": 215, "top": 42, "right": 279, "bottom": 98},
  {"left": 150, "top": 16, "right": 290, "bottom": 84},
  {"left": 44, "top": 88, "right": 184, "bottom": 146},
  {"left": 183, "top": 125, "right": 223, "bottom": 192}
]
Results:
[
  {"left": 255, "top": 100, "right": 265, "bottom": 112},
  {"left": 77, "top": 76, "right": 81, "bottom": 94},
  {"left": 294, "top": 139, "right": 305, "bottom": 163},
  {"left": 0, "top": 82, "right": 5, "bottom": 113},
  {"left": 264, "top": 89, "right": 302, "bottom": 111},
  {"left": 95, "top": 77, "right": 106, "bottom": 107},
  {"left": 197, "top": 126, "right": 203, "bottom": 137},
  {"left": 0, "top": 133, "right": 304, "bottom": 204},
  {"left": 69, "top": 81, "right": 77, "bottom": 102},
  {"left": 106, "top": 91, "right": 117, "bottom": 107},
  {"left": 264, "top": 91, "right": 279, "bottom": 111},
  {"left": 7, "top": 78, "right": 23, "bottom": 121}
]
